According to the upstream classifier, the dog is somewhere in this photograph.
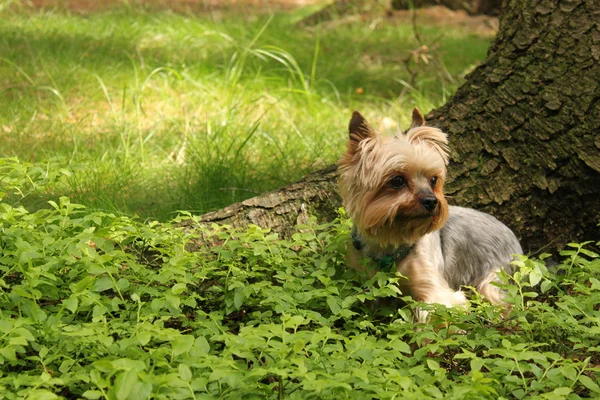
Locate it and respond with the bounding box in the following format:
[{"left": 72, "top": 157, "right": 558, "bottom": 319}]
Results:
[{"left": 338, "top": 108, "right": 522, "bottom": 319}]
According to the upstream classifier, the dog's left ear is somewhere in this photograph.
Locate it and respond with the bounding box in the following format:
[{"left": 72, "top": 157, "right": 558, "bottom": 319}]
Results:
[{"left": 410, "top": 107, "right": 426, "bottom": 129}]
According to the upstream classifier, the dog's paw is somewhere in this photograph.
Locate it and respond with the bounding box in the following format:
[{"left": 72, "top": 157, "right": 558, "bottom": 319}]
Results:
[{"left": 429, "top": 289, "right": 468, "bottom": 308}]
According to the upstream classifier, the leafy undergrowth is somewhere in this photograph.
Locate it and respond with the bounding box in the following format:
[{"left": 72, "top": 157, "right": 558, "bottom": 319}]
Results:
[{"left": 0, "top": 165, "right": 599, "bottom": 399}]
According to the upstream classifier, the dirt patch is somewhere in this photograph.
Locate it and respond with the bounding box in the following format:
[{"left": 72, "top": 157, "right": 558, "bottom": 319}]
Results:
[{"left": 391, "top": 6, "right": 498, "bottom": 36}]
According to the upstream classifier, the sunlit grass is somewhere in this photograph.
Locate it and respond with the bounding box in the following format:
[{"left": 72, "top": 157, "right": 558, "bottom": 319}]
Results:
[{"left": 0, "top": 3, "right": 493, "bottom": 220}]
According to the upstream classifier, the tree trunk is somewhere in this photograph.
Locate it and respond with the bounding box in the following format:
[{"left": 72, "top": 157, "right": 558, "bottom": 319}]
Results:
[{"left": 185, "top": 0, "right": 600, "bottom": 254}]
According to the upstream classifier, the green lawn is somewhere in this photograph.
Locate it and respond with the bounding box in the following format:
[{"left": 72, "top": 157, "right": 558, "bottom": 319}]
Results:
[{"left": 0, "top": 2, "right": 492, "bottom": 220}]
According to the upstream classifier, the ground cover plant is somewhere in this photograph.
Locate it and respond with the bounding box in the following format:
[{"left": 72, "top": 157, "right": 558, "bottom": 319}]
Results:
[
  {"left": 0, "top": 1, "right": 491, "bottom": 220},
  {"left": 0, "top": 161, "right": 599, "bottom": 399}
]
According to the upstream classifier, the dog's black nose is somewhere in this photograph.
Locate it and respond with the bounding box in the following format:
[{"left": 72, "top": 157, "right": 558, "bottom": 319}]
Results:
[{"left": 420, "top": 196, "right": 438, "bottom": 212}]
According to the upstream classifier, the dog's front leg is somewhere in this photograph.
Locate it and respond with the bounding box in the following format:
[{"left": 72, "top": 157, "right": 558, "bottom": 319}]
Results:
[{"left": 399, "top": 259, "right": 467, "bottom": 322}]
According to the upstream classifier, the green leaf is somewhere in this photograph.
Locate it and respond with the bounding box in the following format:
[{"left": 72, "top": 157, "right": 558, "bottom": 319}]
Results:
[
  {"left": 0, "top": 319, "right": 12, "bottom": 333},
  {"left": 529, "top": 269, "right": 543, "bottom": 286},
  {"left": 136, "top": 331, "right": 151, "bottom": 346},
  {"left": 113, "top": 369, "right": 139, "bottom": 400},
  {"left": 540, "top": 279, "right": 553, "bottom": 293},
  {"left": 39, "top": 346, "right": 49, "bottom": 359},
  {"left": 560, "top": 366, "right": 577, "bottom": 381},
  {"left": 71, "top": 276, "right": 95, "bottom": 293},
  {"left": 285, "top": 315, "right": 305, "bottom": 329},
  {"left": 579, "top": 375, "right": 600, "bottom": 393},
  {"left": 82, "top": 391, "right": 104, "bottom": 400},
  {"left": 165, "top": 293, "right": 181, "bottom": 310},
  {"left": 21, "top": 390, "right": 58, "bottom": 400},
  {"left": 59, "top": 359, "right": 75, "bottom": 374},
  {"left": 112, "top": 359, "right": 145, "bottom": 371},
  {"left": 63, "top": 295, "right": 78, "bottom": 313},
  {"left": 0, "top": 346, "right": 17, "bottom": 361},
  {"left": 179, "top": 364, "right": 192, "bottom": 381},
  {"left": 194, "top": 336, "right": 210, "bottom": 354},
  {"left": 552, "top": 387, "right": 572, "bottom": 396},
  {"left": 172, "top": 283, "right": 187, "bottom": 295},
  {"left": 94, "top": 277, "right": 114, "bottom": 292},
  {"left": 327, "top": 297, "right": 341, "bottom": 314},
  {"left": 117, "top": 278, "right": 130, "bottom": 290},
  {"left": 470, "top": 358, "right": 485, "bottom": 372},
  {"left": 426, "top": 359, "right": 440, "bottom": 371},
  {"left": 14, "top": 327, "right": 35, "bottom": 342},
  {"left": 93, "top": 360, "right": 116, "bottom": 373},
  {"left": 388, "top": 339, "right": 411, "bottom": 354},
  {"left": 172, "top": 335, "right": 195, "bottom": 357},
  {"left": 293, "top": 340, "right": 306, "bottom": 353},
  {"left": 233, "top": 289, "right": 245, "bottom": 309}
]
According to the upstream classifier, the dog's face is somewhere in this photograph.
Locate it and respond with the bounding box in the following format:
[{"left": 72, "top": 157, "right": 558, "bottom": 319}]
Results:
[{"left": 338, "top": 109, "right": 449, "bottom": 247}]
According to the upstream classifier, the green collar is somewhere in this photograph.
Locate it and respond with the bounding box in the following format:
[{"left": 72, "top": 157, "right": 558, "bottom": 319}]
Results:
[
  {"left": 377, "top": 244, "right": 412, "bottom": 272},
  {"left": 351, "top": 226, "right": 413, "bottom": 272}
]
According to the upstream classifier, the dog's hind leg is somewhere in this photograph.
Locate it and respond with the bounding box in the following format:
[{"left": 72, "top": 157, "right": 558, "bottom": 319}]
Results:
[{"left": 477, "top": 270, "right": 505, "bottom": 304}]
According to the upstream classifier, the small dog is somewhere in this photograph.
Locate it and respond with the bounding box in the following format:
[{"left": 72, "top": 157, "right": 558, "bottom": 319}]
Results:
[{"left": 338, "top": 108, "right": 522, "bottom": 317}]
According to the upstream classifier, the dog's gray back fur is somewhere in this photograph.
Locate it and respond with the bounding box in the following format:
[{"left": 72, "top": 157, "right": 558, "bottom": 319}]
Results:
[{"left": 433, "top": 206, "right": 522, "bottom": 290}]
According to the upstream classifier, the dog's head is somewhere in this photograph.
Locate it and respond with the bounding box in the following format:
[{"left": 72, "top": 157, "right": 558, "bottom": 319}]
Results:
[{"left": 338, "top": 108, "right": 449, "bottom": 246}]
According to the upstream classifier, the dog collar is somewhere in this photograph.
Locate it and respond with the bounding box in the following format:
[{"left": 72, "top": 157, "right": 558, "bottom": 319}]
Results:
[{"left": 351, "top": 226, "right": 413, "bottom": 272}]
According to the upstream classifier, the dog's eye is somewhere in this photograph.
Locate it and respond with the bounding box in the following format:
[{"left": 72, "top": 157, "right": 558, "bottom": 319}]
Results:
[
  {"left": 430, "top": 176, "right": 438, "bottom": 187},
  {"left": 389, "top": 175, "right": 405, "bottom": 189}
]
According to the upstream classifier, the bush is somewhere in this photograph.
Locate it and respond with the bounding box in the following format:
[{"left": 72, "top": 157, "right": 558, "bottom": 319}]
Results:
[{"left": 0, "top": 160, "right": 598, "bottom": 399}]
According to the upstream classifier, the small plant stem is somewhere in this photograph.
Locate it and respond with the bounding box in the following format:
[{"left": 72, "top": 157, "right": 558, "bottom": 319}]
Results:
[{"left": 279, "top": 376, "right": 284, "bottom": 400}]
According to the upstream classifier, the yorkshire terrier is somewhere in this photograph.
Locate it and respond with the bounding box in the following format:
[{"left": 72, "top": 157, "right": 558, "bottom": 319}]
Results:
[{"left": 338, "top": 108, "right": 522, "bottom": 319}]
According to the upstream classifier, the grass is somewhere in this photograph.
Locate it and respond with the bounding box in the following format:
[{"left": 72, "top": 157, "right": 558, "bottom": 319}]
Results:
[{"left": 0, "top": 2, "right": 493, "bottom": 220}]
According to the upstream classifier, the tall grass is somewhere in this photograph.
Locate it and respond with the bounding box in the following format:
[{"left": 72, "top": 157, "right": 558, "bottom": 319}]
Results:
[{"left": 0, "top": 3, "right": 493, "bottom": 220}]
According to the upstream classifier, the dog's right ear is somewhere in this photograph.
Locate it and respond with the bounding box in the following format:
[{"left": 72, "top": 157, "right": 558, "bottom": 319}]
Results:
[{"left": 348, "top": 111, "right": 376, "bottom": 144}]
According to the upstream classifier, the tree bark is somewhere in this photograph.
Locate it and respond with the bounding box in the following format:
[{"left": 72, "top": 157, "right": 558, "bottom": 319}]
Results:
[{"left": 184, "top": 0, "right": 600, "bottom": 254}]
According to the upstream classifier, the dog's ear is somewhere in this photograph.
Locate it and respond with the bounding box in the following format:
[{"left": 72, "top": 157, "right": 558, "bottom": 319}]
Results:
[
  {"left": 348, "top": 111, "right": 376, "bottom": 144},
  {"left": 410, "top": 107, "right": 426, "bottom": 129},
  {"left": 407, "top": 127, "right": 450, "bottom": 165}
]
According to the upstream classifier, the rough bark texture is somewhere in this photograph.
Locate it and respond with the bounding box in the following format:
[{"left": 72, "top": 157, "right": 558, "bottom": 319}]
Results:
[{"left": 185, "top": 0, "right": 600, "bottom": 254}]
